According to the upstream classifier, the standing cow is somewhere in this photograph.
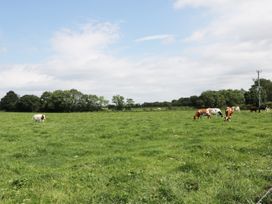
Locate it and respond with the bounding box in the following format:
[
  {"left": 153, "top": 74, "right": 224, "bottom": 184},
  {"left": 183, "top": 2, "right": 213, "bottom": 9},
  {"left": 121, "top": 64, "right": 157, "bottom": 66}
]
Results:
[
  {"left": 224, "top": 107, "right": 234, "bottom": 121},
  {"left": 232, "top": 106, "right": 240, "bottom": 112},
  {"left": 193, "top": 108, "right": 211, "bottom": 120},
  {"left": 208, "top": 108, "right": 223, "bottom": 117},
  {"left": 33, "top": 114, "right": 46, "bottom": 122}
]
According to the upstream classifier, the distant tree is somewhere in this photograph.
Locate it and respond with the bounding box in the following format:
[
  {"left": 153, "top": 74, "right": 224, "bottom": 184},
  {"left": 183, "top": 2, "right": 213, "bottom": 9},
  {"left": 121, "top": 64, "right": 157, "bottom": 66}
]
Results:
[
  {"left": 199, "top": 91, "right": 218, "bottom": 107},
  {"left": 67, "top": 89, "right": 84, "bottom": 111},
  {"left": 0, "top": 91, "right": 19, "bottom": 111},
  {"left": 40, "top": 91, "right": 54, "bottom": 112},
  {"left": 189, "top": 96, "right": 199, "bottom": 107},
  {"left": 134, "top": 103, "right": 141, "bottom": 108},
  {"left": 50, "top": 90, "right": 67, "bottom": 112},
  {"left": 40, "top": 89, "right": 106, "bottom": 112},
  {"left": 245, "top": 78, "right": 272, "bottom": 106},
  {"left": 171, "top": 99, "right": 179, "bottom": 106},
  {"left": 178, "top": 97, "right": 191, "bottom": 106},
  {"left": 112, "top": 95, "right": 125, "bottom": 110},
  {"left": 126, "top": 98, "right": 135, "bottom": 110},
  {"left": 258, "top": 79, "right": 272, "bottom": 101},
  {"left": 16, "top": 95, "right": 40, "bottom": 112},
  {"left": 195, "top": 98, "right": 204, "bottom": 108},
  {"left": 219, "top": 89, "right": 244, "bottom": 107},
  {"left": 85, "top": 94, "right": 101, "bottom": 111},
  {"left": 98, "top": 96, "right": 109, "bottom": 108}
]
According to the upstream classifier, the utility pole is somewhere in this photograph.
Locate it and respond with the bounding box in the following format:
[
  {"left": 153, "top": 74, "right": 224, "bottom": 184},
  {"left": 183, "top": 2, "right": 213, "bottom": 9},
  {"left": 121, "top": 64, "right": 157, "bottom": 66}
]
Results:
[{"left": 257, "top": 70, "right": 262, "bottom": 112}]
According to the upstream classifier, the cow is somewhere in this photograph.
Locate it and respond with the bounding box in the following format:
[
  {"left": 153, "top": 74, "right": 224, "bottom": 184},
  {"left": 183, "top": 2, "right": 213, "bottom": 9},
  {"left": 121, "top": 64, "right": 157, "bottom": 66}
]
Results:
[
  {"left": 224, "top": 107, "right": 234, "bottom": 121},
  {"left": 250, "top": 106, "right": 258, "bottom": 112},
  {"left": 33, "top": 114, "right": 46, "bottom": 122},
  {"left": 232, "top": 106, "right": 240, "bottom": 112},
  {"left": 265, "top": 107, "right": 271, "bottom": 112},
  {"left": 207, "top": 108, "right": 223, "bottom": 117},
  {"left": 193, "top": 108, "right": 211, "bottom": 120},
  {"left": 250, "top": 105, "right": 267, "bottom": 112}
]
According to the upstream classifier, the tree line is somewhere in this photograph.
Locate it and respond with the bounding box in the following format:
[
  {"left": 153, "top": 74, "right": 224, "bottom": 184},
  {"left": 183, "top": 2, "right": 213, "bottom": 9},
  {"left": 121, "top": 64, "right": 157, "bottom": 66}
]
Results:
[
  {"left": 0, "top": 78, "right": 272, "bottom": 112},
  {"left": 146, "top": 78, "right": 272, "bottom": 109},
  {"left": 0, "top": 89, "right": 109, "bottom": 112}
]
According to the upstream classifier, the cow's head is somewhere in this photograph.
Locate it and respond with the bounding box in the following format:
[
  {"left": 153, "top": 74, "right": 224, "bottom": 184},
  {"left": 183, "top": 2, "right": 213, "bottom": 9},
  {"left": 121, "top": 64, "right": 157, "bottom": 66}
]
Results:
[{"left": 41, "top": 114, "right": 46, "bottom": 120}]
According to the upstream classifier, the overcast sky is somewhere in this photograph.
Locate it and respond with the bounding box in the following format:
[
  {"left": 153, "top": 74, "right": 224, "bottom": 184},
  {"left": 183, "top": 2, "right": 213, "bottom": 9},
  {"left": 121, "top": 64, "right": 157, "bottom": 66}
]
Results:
[{"left": 0, "top": 0, "right": 272, "bottom": 102}]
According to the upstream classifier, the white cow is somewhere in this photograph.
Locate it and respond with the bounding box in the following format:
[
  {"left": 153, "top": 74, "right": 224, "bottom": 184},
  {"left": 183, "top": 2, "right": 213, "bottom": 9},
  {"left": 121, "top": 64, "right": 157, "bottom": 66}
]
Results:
[
  {"left": 33, "top": 114, "right": 46, "bottom": 122},
  {"left": 232, "top": 106, "right": 240, "bottom": 112},
  {"left": 207, "top": 108, "right": 223, "bottom": 117},
  {"left": 265, "top": 107, "right": 271, "bottom": 112}
]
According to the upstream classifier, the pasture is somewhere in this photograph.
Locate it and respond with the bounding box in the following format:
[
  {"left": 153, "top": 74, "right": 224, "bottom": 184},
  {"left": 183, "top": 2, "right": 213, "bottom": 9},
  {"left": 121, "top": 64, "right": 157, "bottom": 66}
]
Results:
[{"left": 0, "top": 110, "right": 271, "bottom": 203}]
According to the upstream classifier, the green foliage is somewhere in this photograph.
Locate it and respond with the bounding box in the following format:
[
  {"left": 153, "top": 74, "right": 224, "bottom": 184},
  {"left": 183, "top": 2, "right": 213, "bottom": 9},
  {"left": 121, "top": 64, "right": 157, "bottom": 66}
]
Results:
[
  {"left": 0, "top": 111, "right": 271, "bottom": 203},
  {"left": 173, "top": 89, "right": 245, "bottom": 108},
  {"left": 245, "top": 78, "right": 272, "bottom": 106},
  {"left": 112, "top": 95, "right": 125, "bottom": 110},
  {"left": 0, "top": 91, "right": 19, "bottom": 111},
  {"left": 125, "top": 98, "right": 135, "bottom": 110},
  {"left": 0, "top": 90, "right": 109, "bottom": 112},
  {"left": 42, "top": 90, "right": 106, "bottom": 112},
  {"left": 16, "top": 95, "right": 40, "bottom": 112}
]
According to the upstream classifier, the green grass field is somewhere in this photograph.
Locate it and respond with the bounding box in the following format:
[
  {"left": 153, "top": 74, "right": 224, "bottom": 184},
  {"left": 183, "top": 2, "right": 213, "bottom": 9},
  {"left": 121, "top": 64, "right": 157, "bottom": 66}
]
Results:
[{"left": 0, "top": 110, "right": 271, "bottom": 203}]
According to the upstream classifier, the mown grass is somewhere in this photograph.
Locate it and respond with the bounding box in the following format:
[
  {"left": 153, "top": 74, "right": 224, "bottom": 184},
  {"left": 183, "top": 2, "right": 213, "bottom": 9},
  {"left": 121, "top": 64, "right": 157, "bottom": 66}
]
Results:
[{"left": 0, "top": 110, "right": 271, "bottom": 203}]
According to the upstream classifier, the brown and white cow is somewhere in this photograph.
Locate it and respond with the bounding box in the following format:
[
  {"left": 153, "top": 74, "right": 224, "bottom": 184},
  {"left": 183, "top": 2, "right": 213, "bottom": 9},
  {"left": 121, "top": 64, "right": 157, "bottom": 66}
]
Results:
[
  {"left": 224, "top": 107, "right": 234, "bottom": 121},
  {"left": 193, "top": 108, "right": 211, "bottom": 120}
]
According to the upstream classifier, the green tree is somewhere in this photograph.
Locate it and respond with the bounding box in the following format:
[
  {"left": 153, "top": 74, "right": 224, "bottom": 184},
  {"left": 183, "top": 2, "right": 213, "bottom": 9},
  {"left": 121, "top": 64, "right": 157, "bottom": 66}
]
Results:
[
  {"left": 40, "top": 91, "right": 54, "bottom": 112},
  {"left": 245, "top": 79, "right": 269, "bottom": 106},
  {"left": 98, "top": 96, "right": 109, "bottom": 108},
  {"left": 40, "top": 89, "right": 106, "bottom": 112},
  {"left": 112, "top": 95, "right": 125, "bottom": 110},
  {"left": 16, "top": 95, "right": 41, "bottom": 112},
  {"left": 199, "top": 89, "right": 244, "bottom": 108},
  {"left": 258, "top": 79, "right": 272, "bottom": 101},
  {"left": 126, "top": 98, "right": 135, "bottom": 110},
  {"left": 218, "top": 89, "right": 244, "bottom": 106},
  {"left": 85, "top": 94, "right": 101, "bottom": 111},
  {"left": 0, "top": 91, "right": 19, "bottom": 111},
  {"left": 199, "top": 91, "right": 217, "bottom": 107}
]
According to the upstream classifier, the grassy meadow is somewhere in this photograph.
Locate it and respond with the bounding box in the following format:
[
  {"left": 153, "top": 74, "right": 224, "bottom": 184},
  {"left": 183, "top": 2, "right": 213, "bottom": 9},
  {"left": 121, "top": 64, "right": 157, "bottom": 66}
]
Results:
[{"left": 0, "top": 110, "right": 271, "bottom": 203}]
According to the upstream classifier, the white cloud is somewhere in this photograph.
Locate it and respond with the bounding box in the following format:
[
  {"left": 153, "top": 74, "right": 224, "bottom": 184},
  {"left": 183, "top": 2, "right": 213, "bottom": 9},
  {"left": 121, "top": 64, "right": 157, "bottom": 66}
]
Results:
[
  {"left": 175, "top": 0, "right": 272, "bottom": 89},
  {"left": 176, "top": 0, "right": 272, "bottom": 43},
  {"left": 0, "top": 64, "right": 55, "bottom": 98},
  {"left": 173, "top": 0, "right": 250, "bottom": 10},
  {"left": 135, "top": 34, "right": 176, "bottom": 44},
  {"left": 51, "top": 22, "right": 119, "bottom": 60}
]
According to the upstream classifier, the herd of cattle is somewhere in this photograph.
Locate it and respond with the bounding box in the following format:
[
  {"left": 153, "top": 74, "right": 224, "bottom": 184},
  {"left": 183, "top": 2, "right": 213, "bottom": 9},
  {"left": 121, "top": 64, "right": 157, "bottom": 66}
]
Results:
[
  {"left": 32, "top": 106, "right": 271, "bottom": 123},
  {"left": 193, "top": 107, "right": 237, "bottom": 121},
  {"left": 193, "top": 106, "right": 271, "bottom": 121}
]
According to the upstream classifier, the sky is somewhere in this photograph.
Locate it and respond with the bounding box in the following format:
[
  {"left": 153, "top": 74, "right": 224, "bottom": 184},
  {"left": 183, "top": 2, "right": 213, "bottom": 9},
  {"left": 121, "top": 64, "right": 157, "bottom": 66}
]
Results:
[{"left": 0, "top": 0, "right": 272, "bottom": 102}]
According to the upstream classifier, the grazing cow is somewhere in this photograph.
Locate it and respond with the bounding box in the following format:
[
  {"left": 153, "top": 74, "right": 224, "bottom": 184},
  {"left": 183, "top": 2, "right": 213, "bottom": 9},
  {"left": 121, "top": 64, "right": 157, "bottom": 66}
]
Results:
[
  {"left": 193, "top": 108, "right": 211, "bottom": 120},
  {"left": 208, "top": 108, "right": 223, "bottom": 117},
  {"left": 33, "top": 114, "right": 46, "bottom": 122},
  {"left": 232, "top": 106, "right": 240, "bottom": 112},
  {"left": 260, "top": 105, "right": 267, "bottom": 111},
  {"left": 224, "top": 107, "right": 234, "bottom": 121},
  {"left": 250, "top": 105, "right": 267, "bottom": 112},
  {"left": 250, "top": 107, "right": 258, "bottom": 112},
  {"left": 265, "top": 107, "right": 271, "bottom": 112}
]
